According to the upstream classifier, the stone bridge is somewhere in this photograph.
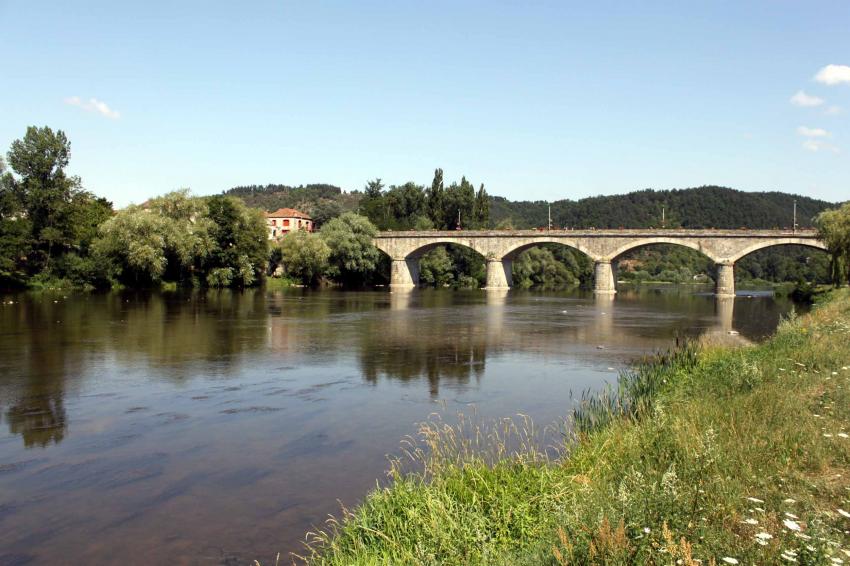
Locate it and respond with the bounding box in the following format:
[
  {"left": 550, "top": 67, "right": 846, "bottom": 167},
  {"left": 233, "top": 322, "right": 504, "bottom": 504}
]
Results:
[{"left": 373, "top": 229, "right": 827, "bottom": 296}]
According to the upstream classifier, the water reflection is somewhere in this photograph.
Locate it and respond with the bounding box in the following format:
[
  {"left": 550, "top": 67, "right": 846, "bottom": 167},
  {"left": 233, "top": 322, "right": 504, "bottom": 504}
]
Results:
[{"left": 0, "top": 287, "right": 802, "bottom": 564}]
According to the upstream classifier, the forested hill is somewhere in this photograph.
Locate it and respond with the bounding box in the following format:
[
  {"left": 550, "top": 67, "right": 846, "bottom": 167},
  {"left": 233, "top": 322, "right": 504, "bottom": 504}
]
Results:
[
  {"left": 491, "top": 186, "right": 835, "bottom": 230},
  {"left": 224, "top": 183, "right": 836, "bottom": 230}
]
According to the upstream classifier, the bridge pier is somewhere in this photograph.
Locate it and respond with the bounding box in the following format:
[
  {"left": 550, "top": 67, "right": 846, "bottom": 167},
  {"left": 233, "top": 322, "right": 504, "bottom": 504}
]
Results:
[
  {"left": 485, "top": 259, "right": 513, "bottom": 289},
  {"left": 594, "top": 261, "right": 617, "bottom": 294},
  {"left": 390, "top": 258, "right": 419, "bottom": 288},
  {"left": 715, "top": 262, "right": 735, "bottom": 297}
]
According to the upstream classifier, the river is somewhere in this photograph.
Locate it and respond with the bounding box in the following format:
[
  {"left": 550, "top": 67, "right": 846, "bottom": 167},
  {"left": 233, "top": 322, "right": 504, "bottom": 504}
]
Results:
[{"left": 0, "top": 286, "right": 801, "bottom": 565}]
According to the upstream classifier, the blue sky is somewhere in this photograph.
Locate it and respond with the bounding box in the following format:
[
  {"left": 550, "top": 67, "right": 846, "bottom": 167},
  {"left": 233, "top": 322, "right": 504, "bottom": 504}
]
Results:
[{"left": 1, "top": 1, "right": 848, "bottom": 206}]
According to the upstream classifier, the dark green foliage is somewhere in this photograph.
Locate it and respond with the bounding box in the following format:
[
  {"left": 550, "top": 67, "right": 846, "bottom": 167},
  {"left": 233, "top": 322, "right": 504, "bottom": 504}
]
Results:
[
  {"left": 490, "top": 186, "right": 833, "bottom": 230},
  {"left": 1, "top": 127, "right": 115, "bottom": 289},
  {"left": 512, "top": 245, "right": 592, "bottom": 290},
  {"left": 203, "top": 195, "right": 268, "bottom": 287}
]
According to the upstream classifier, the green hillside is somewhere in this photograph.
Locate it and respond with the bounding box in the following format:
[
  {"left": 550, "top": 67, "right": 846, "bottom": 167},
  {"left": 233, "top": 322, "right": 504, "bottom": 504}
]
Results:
[
  {"left": 490, "top": 186, "right": 835, "bottom": 230},
  {"left": 225, "top": 183, "right": 836, "bottom": 231}
]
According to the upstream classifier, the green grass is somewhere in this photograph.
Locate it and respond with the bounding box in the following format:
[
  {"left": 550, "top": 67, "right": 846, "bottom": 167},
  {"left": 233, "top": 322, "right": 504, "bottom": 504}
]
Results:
[{"left": 294, "top": 289, "right": 850, "bottom": 566}]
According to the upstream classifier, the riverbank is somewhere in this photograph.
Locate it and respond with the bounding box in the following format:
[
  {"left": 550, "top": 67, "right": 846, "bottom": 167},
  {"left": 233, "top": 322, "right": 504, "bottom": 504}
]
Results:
[{"left": 301, "top": 289, "right": 850, "bottom": 565}]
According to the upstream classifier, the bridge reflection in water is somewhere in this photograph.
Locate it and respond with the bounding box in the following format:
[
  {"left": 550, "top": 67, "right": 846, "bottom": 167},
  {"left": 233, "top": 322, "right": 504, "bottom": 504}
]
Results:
[{"left": 370, "top": 287, "right": 755, "bottom": 397}]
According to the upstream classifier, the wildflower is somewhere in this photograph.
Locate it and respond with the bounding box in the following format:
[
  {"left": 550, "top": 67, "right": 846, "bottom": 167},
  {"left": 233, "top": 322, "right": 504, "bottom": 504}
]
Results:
[
  {"left": 839, "top": 433, "right": 849, "bottom": 439},
  {"left": 831, "top": 558, "right": 844, "bottom": 564},
  {"left": 721, "top": 558, "right": 739, "bottom": 565},
  {"left": 784, "top": 498, "right": 797, "bottom": 504},
  {"left": 785, "top": 512, "right": 799, "bottom": 519},
  {"left": 643, "top": 527, "right": 651, "bottom": 534},
  {"left": 756, "top": 532, "right": 773, "bottom": 540},
  {"left": 794, "top": 532, "right": 811, "bottom": 540},
  {"left": 825, "top": 433, "right": 834, "bottom": 438},
  {"left": 743, "top": 518, "right": 759, "bottom": 525},
  {"left": 747, "top": 497, "right": 765, "bottom": 503},
  {"left": 784, "top": 519, "right": 802, "bottom": 531},
  {"left": 755, "top": 538, "right": 768, "bottom": 546},
  {"left": 838, "top": 509, "right": 850, "bottom": 518}
]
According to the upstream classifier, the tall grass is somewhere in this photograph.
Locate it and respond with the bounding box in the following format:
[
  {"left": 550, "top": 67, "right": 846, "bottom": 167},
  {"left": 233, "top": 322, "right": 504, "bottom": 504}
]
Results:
[{"left": 292, "top": 289, "right": 850, "bottom": 565}]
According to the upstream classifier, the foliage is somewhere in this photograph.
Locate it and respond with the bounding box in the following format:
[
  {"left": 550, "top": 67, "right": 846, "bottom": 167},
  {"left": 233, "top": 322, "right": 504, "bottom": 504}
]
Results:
[
  {"left": 491, "top": 186, "right": 834, "bottom": 230},
  {"left": 303, "top": 290, "right": 850, "bottom": 566},
  {"left": 94, "top": 190, "right": 266, "bottom": 288},
  {"left": 0, "top": 126, "right": 115, "bottom": 288},
  {"left": 204, "top": 195, "right": 268, "bottom": 287},
  {"left": 815, "top": 202, "right": 850, "bottom": 286},
  {"left": 320, "top": 212, "right": 382, "bottom": 285},
  {"left": 277, "top": 230, "right": 330, "bottom": 286},
  {"left": 512, "top": 246, "right": 588, "bottom": 290}
]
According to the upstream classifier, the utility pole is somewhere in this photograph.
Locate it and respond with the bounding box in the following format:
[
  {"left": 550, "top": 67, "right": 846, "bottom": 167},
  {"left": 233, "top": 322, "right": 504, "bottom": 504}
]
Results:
[
  {"left": 793, "top": 199, "right": 797, "bottom": 233},
  {"left": 457, "top": 209, "right": 461, "bottom": 230},
  {"left": 661, "top": 205, "right": 666, "bottom": 229},
  {"left": 548, "top": 204, "right": 552, "bottom": 231}
]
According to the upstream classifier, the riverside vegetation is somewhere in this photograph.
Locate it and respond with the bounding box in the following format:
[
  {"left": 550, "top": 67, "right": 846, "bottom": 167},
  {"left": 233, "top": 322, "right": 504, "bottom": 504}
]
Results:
[
  {"left": 297, "top": 289, "right": 850, "bottom": 565},
  {"left": 2, "top": 125, "right": 847, "bottom": 292}
]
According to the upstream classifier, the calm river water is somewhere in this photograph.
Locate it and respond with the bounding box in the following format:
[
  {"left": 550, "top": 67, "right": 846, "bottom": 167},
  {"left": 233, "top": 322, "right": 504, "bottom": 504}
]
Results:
[{"left": 0, "top": 287, "right": 800, "bottom": 565}]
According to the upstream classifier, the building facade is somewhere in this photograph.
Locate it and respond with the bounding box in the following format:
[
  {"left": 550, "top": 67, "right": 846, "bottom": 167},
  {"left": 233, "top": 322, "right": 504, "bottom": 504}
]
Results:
[{"left": 265, "top": 208, "right": 313, "bottom": 240}]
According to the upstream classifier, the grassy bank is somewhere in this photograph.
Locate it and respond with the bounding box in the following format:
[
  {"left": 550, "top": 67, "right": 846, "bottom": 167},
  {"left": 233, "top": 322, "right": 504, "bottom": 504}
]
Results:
[{"left": 299, "top": 289, "right": 850, "bottom": 565}]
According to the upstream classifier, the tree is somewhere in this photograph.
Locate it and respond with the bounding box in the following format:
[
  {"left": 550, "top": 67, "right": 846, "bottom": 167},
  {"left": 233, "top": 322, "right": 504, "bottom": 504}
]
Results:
[
  {"left": 320, "top": 212, "right": 381, "bottom": 285},
  {"left": 419, "top": 247, "right": 454, "bottom": 286},
  {"left": 426, "top": 168, "right": 446, "bottom": 229},
  {"left": 444, "top": 176, "right": 475, "bottom": 230},
  {"left": 359, "top": 178, "right": 387, "bottom": 228},
  {"left": 0, "top": 157, "right": 31, "bottom": 286},
  {"left": 473, "top": 183, "right": 490, "bottom": 229},
  {"left": 205, "top": 195, "right": 268, "bottom": 287},
  {"left": 816, "top": 203, "right": 850, "bottom": 286},
  {"left": 5, "top": 126, "right": 84, "bottom": 273},
  {"left": 277, "top": 230, "right": 330, "bottom": 286}
]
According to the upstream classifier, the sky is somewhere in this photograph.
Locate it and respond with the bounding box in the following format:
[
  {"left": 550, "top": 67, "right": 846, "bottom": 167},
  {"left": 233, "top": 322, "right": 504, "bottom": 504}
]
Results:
[{"left": 1, "top": 1, "right": 849, "bottom": 207}]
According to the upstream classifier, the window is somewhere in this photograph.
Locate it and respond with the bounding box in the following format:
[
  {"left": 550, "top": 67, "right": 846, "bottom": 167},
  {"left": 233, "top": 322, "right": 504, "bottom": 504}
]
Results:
[
  {"left": 271, "top": 219, "right": 277, "bottom": 226},
  {"left": 283, "top": 219, "right": 290, "bottom": 227},
  {"left": 272, "top": 229, "right": 277, "bottom": 237}
]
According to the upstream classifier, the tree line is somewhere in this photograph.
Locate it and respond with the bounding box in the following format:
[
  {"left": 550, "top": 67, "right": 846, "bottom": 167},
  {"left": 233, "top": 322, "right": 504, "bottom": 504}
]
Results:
[{"left": 2, "top": 126, "right": 848, "bottom": 292}]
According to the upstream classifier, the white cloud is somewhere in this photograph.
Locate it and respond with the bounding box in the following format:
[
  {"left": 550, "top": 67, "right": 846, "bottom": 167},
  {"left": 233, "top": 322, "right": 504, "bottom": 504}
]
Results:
[
  {"left": 825, "top": 105, "right": 844, "bottom": 115},
  {"left": 802, "top": 139, "right": 840, "bottom": 153},
  {"left": 790, "top": 90, "right": 824, "bottom": 107},
  {"left": 797, "top": 126, "right": 830, "bottom": 137},
  {"left": 814, "top": 64, "right": 850, "bottom": 85},
  {"left": 64, "top": 96, "right": 120, "bottom": 119}
]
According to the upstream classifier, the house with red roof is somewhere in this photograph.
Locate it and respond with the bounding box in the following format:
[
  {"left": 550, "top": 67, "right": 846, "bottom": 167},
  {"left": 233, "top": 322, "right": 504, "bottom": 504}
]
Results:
[{"left": 265, "top": 208, "right": 313, "bottom": 240}]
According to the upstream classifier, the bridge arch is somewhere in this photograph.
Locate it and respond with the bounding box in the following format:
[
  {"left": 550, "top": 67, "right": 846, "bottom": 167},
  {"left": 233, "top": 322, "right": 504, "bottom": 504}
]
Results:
[
  {"left": 498, "top": 238, "right": 598, "bottom": 262},
  {"left": 604, "top": 237, "right": 722, "bottom": 263},
  {"left": 378, "top": 238, "right": 487, "bottom": 288},
  {"left": 726, "top": 238, "right": 828, "bottom": 263}
]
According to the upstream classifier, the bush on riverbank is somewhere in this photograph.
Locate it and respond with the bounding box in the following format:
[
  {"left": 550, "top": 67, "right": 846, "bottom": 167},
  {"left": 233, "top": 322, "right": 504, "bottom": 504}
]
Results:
[{"left": 300, "top": 289, "right": 850, "bottom": 565}]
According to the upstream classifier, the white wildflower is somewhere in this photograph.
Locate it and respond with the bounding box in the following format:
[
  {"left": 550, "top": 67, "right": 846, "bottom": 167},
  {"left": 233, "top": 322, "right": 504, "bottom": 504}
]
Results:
[
  {"left": 785, "top": 512, "right": 799, "bottom": 519},
  {"left": 838, "top": 509, "right": 850, "bottom": 518},
  {"left": 794, "top": 532, "right": 812, "bottom": 540},
  {"left": 825, "top": 433, "right": 834, "bottom": 438},
  {"left": 756, "top": 532, "right": 773, "bottom": 540},
  {"left": 643, "top": 527, "right": 651, "bottom": 534},
  {"left": 747, "top": 497, "right": 765, "bottom": 503},
  {"left": 784, "top": 498, "right": 797, "bottom": 504},
  {"left": 839, "top": 433, "right": 849, "bottom": 439},
  {"left": 743, "top": 518, "right": 759, "bottom": 525},
  {"left": 722, "top": 558, "right": 739, "bottom": 565},
  {"left": 784, "top": 519, "right": 802, "bottom": 531}
]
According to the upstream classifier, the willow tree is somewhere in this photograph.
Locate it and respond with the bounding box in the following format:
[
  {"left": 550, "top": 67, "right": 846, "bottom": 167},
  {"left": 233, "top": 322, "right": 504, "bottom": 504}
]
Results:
[{"left": 815, "top": 202, "right": 850, "bottom": 286}]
